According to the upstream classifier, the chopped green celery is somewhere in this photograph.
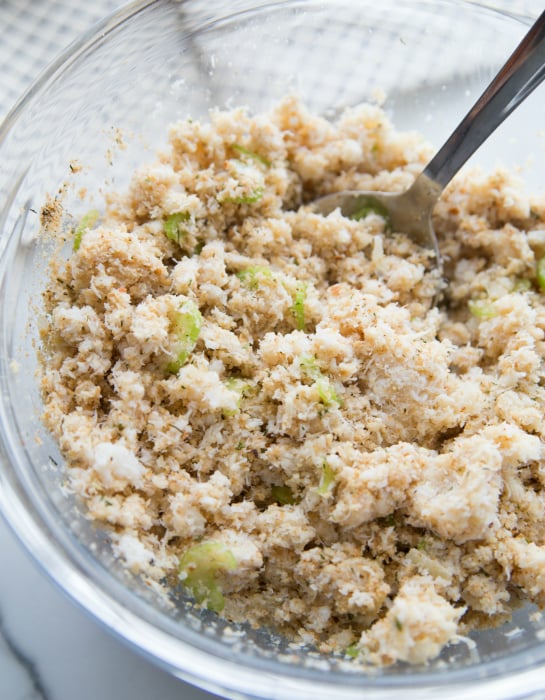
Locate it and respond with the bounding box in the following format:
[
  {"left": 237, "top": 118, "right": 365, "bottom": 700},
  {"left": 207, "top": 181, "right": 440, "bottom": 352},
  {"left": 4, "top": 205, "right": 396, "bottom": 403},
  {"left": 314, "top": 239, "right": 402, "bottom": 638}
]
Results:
[
  {"left": 349, "top": 196, "right": 391, "bottom": 230},
  {"left": 224, "top": 377, "right": 249, "bottom": 393},
  {"left": 315, "top": 377, "right": 342, "bottom": 407},
  {"left": 345, "top": 644, "right": 360, "bottom": 658},
  {"left": 73, "top": 209, "right": 99, "bottom": 251},
  {"left": 537, "top": 255, "right": 545, "bottom": 291},
  {"left": 316, "top": 460, "right": 335, "bottom": 495},
  {"left": 236, "top": 265, "right": 273, "bottom": 290},
  {"left": 167, "top": 299, "right": 202, "bottom": 373},
  {"left": 299, "top": 353, "right": 321, "bottom": 380},
  {"left": 222, "top": 187, "right": 264, "bottom": 205},
  {"left": 232, "top": 143, "right": 271, "bottom": 168},
  {"left": 271, "top": 485, "right": 296, "bottom": 505},
  {"left": 290, "top": 283, "right": 307, "bottom": 331},
  {"left": 164, "top": 211, "right": 190, "bottom": 243},
  {"left": 512, "top": 277, "right": 532, "bottom": 292},
  {"left": 193, "top": 239, "right": 205, "bottom": 255},
  {"left": 300, "top": 354, "right": 342, "bottom": 407},
  {"left": 223, "top": 377, "right": 250, "bottom": 416},
  {"left": 468, "top": 299, "right": 497, "bottom": 319},
  {"left": 178, "top": 541, "right": 237, "bottom": 612}
]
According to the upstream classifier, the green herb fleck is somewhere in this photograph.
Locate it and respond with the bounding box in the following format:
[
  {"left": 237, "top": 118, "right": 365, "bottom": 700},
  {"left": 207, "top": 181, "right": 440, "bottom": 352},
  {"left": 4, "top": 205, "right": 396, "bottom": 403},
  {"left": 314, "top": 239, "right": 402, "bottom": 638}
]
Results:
[
  {"left": 178, "top": 541, "right": 237, "bottom": 613},
  {"left": 167, "top": 299, "right": 202, "bottom": 373},
  {"left": 394, "top": 618, "right": 403, "bottom": 631},
  {"left": 164, "top": 211, "right": 190, "bottom": 243},
  {"left": 232, "top": 143, "right": 271, "bottom": 168},
  {"left": 73, "top": 209, "right": 99, "bottom": 251},
  {"left": 416, "top": 539, "right": 427, "bottom": 551},
  {"left": 235, "top": 441, "right": 245, "bottom": 451}
]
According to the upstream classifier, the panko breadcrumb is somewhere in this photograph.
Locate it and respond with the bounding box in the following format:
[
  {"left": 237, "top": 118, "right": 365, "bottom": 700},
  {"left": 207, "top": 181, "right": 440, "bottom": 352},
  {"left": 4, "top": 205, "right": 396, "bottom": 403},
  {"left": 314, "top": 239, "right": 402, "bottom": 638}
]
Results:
[{"left": 39, "top": 96, "right": 545, "bottom": 667}]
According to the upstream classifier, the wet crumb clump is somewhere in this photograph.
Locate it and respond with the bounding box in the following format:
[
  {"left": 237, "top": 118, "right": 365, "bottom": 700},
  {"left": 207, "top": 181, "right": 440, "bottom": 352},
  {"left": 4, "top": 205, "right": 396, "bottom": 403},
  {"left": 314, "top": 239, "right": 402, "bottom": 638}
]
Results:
[{"left": 39, "top": 96, "right": 545, "bottom": 666}]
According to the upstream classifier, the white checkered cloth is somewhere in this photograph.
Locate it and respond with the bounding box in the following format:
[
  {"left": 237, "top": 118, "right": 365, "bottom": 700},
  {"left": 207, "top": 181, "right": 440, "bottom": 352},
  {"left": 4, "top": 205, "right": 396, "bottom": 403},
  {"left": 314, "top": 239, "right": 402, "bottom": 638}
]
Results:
[
  {"left": 0, "top": 0, "right": 120, "bottom": 121},
  {"left": 0, "top": 1, "right": 542, "bottom": 124}
]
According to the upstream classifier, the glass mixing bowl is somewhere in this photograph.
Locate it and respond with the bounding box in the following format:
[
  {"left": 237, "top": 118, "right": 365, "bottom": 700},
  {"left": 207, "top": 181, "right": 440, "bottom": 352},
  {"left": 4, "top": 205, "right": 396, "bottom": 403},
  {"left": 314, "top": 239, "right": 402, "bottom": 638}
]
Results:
[{"left": 1, "top": 1, "right": 545, "bottom": 698}]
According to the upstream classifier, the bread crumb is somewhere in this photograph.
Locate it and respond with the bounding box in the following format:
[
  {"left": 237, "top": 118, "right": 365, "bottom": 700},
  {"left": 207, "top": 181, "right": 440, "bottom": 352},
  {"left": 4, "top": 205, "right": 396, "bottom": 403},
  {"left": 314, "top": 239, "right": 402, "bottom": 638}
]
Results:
[{"left": 38, "top": 96, "right": 545, "bottom": 666}]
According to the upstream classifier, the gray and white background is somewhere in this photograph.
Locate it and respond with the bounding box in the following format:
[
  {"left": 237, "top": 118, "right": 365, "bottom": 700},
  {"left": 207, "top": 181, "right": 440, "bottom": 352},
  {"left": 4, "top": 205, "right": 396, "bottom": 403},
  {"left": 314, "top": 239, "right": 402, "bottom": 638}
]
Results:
[{"left": 0, "top": 1, "right": 542, "bottom": 699}]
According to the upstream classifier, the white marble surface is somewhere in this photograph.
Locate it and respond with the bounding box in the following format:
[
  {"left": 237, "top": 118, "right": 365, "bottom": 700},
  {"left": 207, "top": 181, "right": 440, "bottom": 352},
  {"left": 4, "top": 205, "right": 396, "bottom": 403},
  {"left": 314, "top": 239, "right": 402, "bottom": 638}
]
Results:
[
  {"left": 0, "top": 515, "right": 220, "bottom": 700},
  {"left": 1, "top": 2, "right": 544, "bottom": 700}
]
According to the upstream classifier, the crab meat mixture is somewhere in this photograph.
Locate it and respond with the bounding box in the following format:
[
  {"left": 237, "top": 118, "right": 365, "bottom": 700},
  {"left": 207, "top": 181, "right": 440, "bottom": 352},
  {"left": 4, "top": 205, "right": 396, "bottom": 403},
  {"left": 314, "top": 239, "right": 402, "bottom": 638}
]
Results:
[{"left": 39, "top": 96, "right": 545, "bottom": 666}]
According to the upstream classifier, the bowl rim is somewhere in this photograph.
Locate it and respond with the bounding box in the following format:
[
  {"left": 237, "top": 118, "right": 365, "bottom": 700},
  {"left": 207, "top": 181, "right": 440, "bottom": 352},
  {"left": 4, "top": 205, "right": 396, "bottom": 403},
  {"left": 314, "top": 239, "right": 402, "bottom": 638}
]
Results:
[{"left": 1, "top": 1, "right": 545, "bottom": 698}]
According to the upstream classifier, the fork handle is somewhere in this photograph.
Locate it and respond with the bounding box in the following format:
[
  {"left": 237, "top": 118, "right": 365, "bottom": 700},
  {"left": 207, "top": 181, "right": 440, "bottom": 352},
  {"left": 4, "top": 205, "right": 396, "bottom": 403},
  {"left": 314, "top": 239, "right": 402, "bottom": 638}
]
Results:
[{"left": 423, "top": 10, "right": 545, "bottom": 190}]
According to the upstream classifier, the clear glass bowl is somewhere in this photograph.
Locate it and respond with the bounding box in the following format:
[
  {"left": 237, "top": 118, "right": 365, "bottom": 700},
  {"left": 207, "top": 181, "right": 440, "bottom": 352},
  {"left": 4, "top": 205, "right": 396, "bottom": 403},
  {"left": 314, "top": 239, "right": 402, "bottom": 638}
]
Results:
[{"left": 1, "top": 1, "right": 545, "bottom": 698}]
